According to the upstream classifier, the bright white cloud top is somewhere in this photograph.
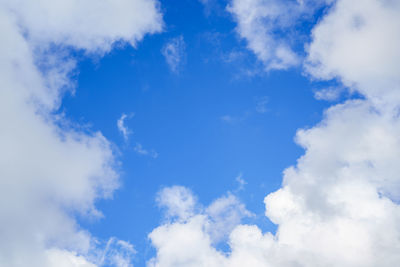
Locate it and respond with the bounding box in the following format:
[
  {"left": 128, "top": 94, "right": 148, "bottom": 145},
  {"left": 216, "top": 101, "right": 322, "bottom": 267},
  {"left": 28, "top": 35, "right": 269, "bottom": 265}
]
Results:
[
  {"left": 148, "top": 0, "right": 400, "bottom": 266},
  {"left": 0, "top": 0, "right": 162, "bottom": 266}
]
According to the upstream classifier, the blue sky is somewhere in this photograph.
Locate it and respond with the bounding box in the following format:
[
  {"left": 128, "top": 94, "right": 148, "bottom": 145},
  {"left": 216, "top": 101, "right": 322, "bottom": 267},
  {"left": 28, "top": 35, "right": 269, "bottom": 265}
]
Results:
[
  {"left": 2, "top": 0, "right": 400, "bottom": 266},
  {"left": 61, "top": 1, "right": 333, "bottom": 263}
]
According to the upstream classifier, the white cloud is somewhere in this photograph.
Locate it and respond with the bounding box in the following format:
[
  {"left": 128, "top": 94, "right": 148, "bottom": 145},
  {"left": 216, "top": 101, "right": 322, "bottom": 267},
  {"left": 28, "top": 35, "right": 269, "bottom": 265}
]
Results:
[
  {"left": 3, "top": 0, "right": 163, "bottom": 54},
  {"left": 235, "top": 173, "right": 247, "bottom": 191},
  {"left": 134, "top": 143, "right": 159, "bottom": 158},
  {"left": 156, "top": 186, "right": 198, "bottom": 221},
  {"left": 227, "top": 0, "right": 336, "bottom": 71},
  {"left": 220, "top": 113, "right": 249, "bottom": 124},
  {"left": 227, "top": 0, "right": 308, "bottom": 70},
  {"left": 305, "top": 0, "right": 400, "bottom": 108},
  {"left": 205, "top": 193, "right": 253, "bottom": 243},
  {"left": 220, "top": 115, "right": 237, "bottom": 123},
  {"left": 149, "top": 187, "right": 252, "bottom": 266},
  {"left": 45, "top": 249, "right": 97, "bottom": 267},
  {"left": 313, "top": 86, "right": 342, "bottom": 101},
  {"left": 0, "top": 0, "right": 162, "bottom": 266},
  {"left": 117, "top": 113, "right": 134, "bottom": 141},
  {"left": 161, "top": 36, "right": 186, "bottom": 73},
  {"left": 255, "top": 96, "right": 268, "bottom": 113},
  {"left": 96, "top": 238, "right": 136, "bottom": 267},
  {"left": 149, "top": 104, "right": 400, "bottom": 267},
  {"left": 148, "top": 1, "right": 400, "bottom": 266},
  {"left": 117, "top": 116, "right": 158, "bottom": 158}
]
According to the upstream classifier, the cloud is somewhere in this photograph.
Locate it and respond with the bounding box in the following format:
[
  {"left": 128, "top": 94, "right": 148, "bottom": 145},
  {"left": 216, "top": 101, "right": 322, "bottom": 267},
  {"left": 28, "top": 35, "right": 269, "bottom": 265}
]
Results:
[
  {"left": 148, "top": 1, "right": 400, "bottom": 266},
  {"left": 227, "top": 0, "right": 307, "bottom": 70},
  {"left": 96, "top": 238, "right": 136, "bottom": 267},
  {"left": 117, "top": 115, "right": 158, "bottom": 158},
  {"left": 220, "top": 115, "right": 238, "bottom": 124},
  {"left": 313, "top": 86, "right": 342, "bottom": 101},
  {"left": 4, "top": 0, "right": 163, "bottom": 54},
  {"left": 220, "top": 97, "right": 268, "bottom": 125},
  {"left": 149, "top": 186, "right": 252, "bottom": 266},
  {"left": 161, "top": 36, "right": 186, "bottom": 73},
  {"left": 227, "top": 0, "right": 335, "bottom": 71},
  {"left": 117, "top": 113, "right": 134, "bottom": 141},
  {"left": 255, "top": 96, "right": 268, "bottom": 113},
  {"left": 235, "top": 173, "right": 247, "bottom": 192},
  {"left": 156, "top": 186, "right": 198, "bottom": 221},
  {"left": 198, "top": 0, "right": 224, "bottom": 16},
  {"left": 134, "top": 143, "right": 159, "bottom": 158},
  {"left": 205, "top": 193, "right": 254, "bottom": 243},
  {"left": 0, "top": 0, "right": 162, "bottom": 266},
  {"left": 220, "top": 113, "right": 250, "bottom": 124},
  {"left": 305, "top": 0, "right": 400, "bottom": 108}
]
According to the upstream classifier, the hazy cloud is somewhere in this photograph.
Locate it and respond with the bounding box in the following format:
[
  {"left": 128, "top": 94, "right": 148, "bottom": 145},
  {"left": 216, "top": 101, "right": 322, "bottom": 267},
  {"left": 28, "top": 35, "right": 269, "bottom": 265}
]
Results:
[
  {"left": 162, "top": 36, "right": 186, "bottom": 73},
  {"left": 255, "top": 96, "right": 268, "bottom": 113},
  {"left": 134, "top": 143, "right": 159, "bottom": 159}
]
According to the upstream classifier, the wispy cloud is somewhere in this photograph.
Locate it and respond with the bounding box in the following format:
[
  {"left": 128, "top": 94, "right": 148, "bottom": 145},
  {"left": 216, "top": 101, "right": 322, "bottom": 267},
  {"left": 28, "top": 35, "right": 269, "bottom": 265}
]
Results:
[
  {"left": 161, "top": 35, "right": 186, "bottom": 73},
  {"left": 235, "top": 173, "right": 247, "bottom": 192},
  {"left": 96, "top": 237, "right": 136, "bottom": 267},
  {"left": 117, "top": 113, "right": 134, "bottom": 141},
  {"left": 313, "top": 86, "right": 343, "bottom": 101},
  {"left": 255, "top": 96, "right": 268, "bottom": 114},
  {"left": 134, "top": 143, "right": 158, "bottom": 159},
  {"left": 220, "top": 115, "right": 239, "bottom": 124},
  {"left": 227, "top": 0, "right": 303, "bottom": 70},
  {"left": 221, "top": 97, "right": 268, "bottom": 125}
]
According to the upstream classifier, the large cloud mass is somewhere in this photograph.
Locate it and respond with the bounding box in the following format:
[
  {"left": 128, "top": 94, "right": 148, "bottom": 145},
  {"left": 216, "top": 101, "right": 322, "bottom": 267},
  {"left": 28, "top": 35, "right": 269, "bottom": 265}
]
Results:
[
  {"left": 0, "top": 0, "right": 162, "bottom": 266},
  {"left": 305, "top": 0, "right": 400, "bottom": 107},
  {"left": 149, "top": 0, "right": 400, "bottom": 266}
]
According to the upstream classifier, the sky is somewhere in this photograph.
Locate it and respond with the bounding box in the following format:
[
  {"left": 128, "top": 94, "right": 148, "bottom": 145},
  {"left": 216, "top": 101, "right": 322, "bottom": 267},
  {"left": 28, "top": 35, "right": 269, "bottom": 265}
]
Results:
[{"left": 1, "top": 0, "right": 400, "bottom": 267}]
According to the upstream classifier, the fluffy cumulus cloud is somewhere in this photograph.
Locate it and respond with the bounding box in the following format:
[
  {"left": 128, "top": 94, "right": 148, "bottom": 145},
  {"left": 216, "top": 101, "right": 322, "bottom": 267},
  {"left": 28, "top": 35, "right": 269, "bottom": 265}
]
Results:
[
  {"left": 148, "top": 1, "right": 400, "bottom": 266},
  {"left": 305, "top": 0, "right": 400, "bottom": 107},
  {"left": 0, "top": 0, "right": 162, "bottom": 266},
  {"left": 227, "top": 0, "right": 330, "bottom": 70},
  {"left": 149, "top": 186, "right": 253, "bottom": 266},
  {"left": 2, "top": 0, "right": 163, "bottom": 54}
]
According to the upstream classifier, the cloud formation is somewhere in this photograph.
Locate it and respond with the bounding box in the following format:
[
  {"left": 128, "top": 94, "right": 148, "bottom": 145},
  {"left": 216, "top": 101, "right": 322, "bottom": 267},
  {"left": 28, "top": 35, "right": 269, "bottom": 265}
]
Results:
[
  {"left": 228, "top": 0, "right": 320, "bottom": 70},
  {"left": 305, "top": 0, "right": 400, "bottom": 107},
  {"left": 148, "top": 1, "right": 400, "bottom": 266},
  {"left": 0, "top": 0, "right": 162, "bottom": 266},
  {"left": 255, "top": 96, "right": 268, "bottom": 113},
  {"left": 161, "top": 36, "right": 186, "bottom": 73},
  {"left": 313, "top": 86, "right": 342, "bottom": 101},
  {"left": 134, "top": 143, "right": 159, "bottom": 158},
  {"left": 117, "top": 113, "right": 134, "bottom": 141},
  {"left": 3, "top": 0, "right": 163, "bottom": 53},
  {"left": 149, "top": 186, "right": 252, "bottom": 266}
]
